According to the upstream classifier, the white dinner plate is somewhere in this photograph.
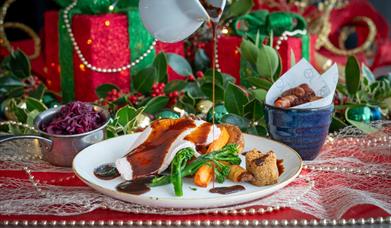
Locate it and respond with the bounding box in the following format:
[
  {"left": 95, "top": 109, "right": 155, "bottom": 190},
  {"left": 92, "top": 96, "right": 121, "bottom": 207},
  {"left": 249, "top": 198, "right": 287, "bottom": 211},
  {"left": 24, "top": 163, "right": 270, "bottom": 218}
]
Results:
[{"left": 73, "top": 133, "right": 302, "bottom": 209}]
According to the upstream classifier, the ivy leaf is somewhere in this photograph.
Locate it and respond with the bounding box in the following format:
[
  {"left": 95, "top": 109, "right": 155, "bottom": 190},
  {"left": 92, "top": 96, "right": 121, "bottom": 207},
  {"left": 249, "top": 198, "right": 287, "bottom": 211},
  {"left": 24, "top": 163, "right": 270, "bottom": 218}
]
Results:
[
  {"left": 224, "top": 82, "right": 249, "bottom": 115},
  {"left": 144, "top": 96, "right": 169, "bottom": 114},
  {"left": 240, "top": 39, "right": 258, "bottom": 66},
  {"left": 26, "top": 97, "right": 47, "bottom": 112},
  {"left": 345, "top": 55, "right": 361, "bottom": 95},
  {"left": 133, "top": 67, "right": 156, "bottom": 93},
  {"left": 164, "top": 80, "right": 187, "bottom": 94},
  {"left": 244, "top": 99, "right": 264, "bottom": 121},
  {"left": 95, "top": 84, "right": 120, "bottom": 99},
  {"left": 153, "top": 53, "right": 168, "bottom": 83},
  {"left": 256, "top": 44, "right": 279, "bottom": 80},
  {"left": 9, "top": 50, "right": 31, "bottom": 79},
  {"left": 243, "top": 77, "right": 272, "bottom": 90},
  {"left": 201, "top": 82, "right": 224, "bottom": 103},
  {"left": 221, "top": 114, "right": 251, "bottom": 131},
  {"left": 116, "top": 106, "right": 138, "bottom": 127},
  {"left": 166, "top": 53, "right": 192, "bottom": 76},
  {"left": 224, "top": 0, "right": 253, "bottom": 19}
]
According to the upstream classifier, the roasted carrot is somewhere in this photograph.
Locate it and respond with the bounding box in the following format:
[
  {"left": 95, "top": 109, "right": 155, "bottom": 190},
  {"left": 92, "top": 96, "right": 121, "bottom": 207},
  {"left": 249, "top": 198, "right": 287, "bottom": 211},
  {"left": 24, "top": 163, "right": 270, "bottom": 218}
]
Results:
[
  {"left": 227, "top": 165, "right": 254, "bottom": 182},
  {"left": 194, "top": 126, "right": 230, "bottom": 187},
  {"left": 207, "top": 126, "right": 230, "bottom": 153},
  {"left": 194, "top": 162, "right": 214, "bottom": 187}
]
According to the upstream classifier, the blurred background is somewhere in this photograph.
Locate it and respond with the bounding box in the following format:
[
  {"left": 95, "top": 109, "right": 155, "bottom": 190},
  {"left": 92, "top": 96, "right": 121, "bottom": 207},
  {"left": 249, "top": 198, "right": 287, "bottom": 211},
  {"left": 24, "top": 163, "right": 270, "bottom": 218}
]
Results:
[{"left": 1, "top": 0, "right": 390, "bottom": 41}]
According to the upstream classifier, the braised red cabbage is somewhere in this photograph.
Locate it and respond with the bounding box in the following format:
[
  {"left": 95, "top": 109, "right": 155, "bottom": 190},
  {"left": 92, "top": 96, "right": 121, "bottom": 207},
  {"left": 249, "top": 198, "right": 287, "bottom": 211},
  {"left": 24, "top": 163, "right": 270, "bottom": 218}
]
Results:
[{"left": 42, "top": 101, "right": 106, "bottom": 135}]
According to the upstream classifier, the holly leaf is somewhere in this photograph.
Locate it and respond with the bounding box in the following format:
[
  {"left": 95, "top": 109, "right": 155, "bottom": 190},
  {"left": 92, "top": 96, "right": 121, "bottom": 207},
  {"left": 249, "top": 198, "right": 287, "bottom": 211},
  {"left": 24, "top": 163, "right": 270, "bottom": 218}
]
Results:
[
  {"left": 182, "top": 92, "right": 195, "bottom": 106},
  {"left": 345, "top": 55, "right": 361, "bottom": 95},
  {"left": 243, "top": 77, "right": 272, "bottom": 90},
  {"left": 244, "top": 99, "right": 264, "bottom": 121},
  {"left": 26, "top": 110, "right": 40, "bottom": 126},
  {"left": 26, "top": 97, "right": 47, "bottom": 112},
  {"left": 166, "top": 53, "right": 192, "bottom": 76},
  {"left": 272, "top": 53, "right": 282, "bottom": 82},
  {"left": 240, "top": 39, "right": 258, "bottom": 66},
  {"left": 116, "top": 106, "right": 138, "bottom": 127},
  {"left": 222, "top": 73, "right": 236, "bottom": 87},
  {"left": 224, "top": 82, "right": 249, "bottom": 115},
  {"left": 0, "top": 75, "right": 25, "bottom": 88},
  {"left": 29, "top": 83, "right": 46, "bottom": 100},
  {"left": 177, "top": 99, "right": 196, "bottom": 114},
  {"left": 133, "top": 67, "right": 156, "bottom": 93},
  {"left": 250, "top": 88, "right": 268, "bottom": 102},
  {"left": 144, "top": 96, "right": 169, "bottom": 114},
  {"left": 194, "top": 48, "right": 210, "bottom": 72},
  {"left": 221, "top": 114, "right": 251, "bottom": 131},
  {"left": 345, "top": 108, "right": 377, "bottom": 134},
  {"left": 184, "top": 81, "right": 205, "bottom": 99},
  {"left": 153, "top": 52, "right": 168, "bottom": 83},
  {"left": 290, "top": 48, "right": 296, "bottom": 67},
  {"left": 164, "top": 80, "right": 187, "bottom": 94},
  {"left": 203, "top": 69, "right": 224, "bottom": 86},
  {"left": 247, "top": 125, "right": 268, "bottom": 136},
  {"left": 329, "top": 116, "right": 348, "bottom": 132},
  {"left": 96, "top": 84, "right": 120, "bottom": 99},
  {"left": 361, "top": 63, "right": 375, "bottom": 83},
  {"left": 224, "top": 0, "right": 253, "bottom": 19},
  {"left": 201, "top": 82, "right": 224, "bottom": 103},
  {"left": 8, "top": 99, "right": 27, "bottom": 123},
  {"left": 256, "top": 44, "right": 279, "bottom": 80},
  {"left": 9, "top": 50, "right": 31, "bottom": 79},
  {"left": 337, "top": 83, "right": 348, "bottom": 96}
]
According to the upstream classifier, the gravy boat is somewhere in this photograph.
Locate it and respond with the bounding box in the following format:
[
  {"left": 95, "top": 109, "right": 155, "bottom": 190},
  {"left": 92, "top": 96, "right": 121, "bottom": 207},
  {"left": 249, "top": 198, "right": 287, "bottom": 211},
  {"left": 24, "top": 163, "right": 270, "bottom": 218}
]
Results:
[{"left": 139, "top": 0, "right": 226, "bottom": 43}]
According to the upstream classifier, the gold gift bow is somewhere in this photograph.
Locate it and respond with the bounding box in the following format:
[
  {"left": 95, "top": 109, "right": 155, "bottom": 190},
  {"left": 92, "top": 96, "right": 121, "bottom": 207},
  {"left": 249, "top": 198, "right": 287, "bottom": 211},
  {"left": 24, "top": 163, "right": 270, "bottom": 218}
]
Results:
[
  {"left": 314, "top": 0, "right": 377, "bottom": 56},
  {"left": 0, "top": 0, "right": 41, "bottom": 60}
]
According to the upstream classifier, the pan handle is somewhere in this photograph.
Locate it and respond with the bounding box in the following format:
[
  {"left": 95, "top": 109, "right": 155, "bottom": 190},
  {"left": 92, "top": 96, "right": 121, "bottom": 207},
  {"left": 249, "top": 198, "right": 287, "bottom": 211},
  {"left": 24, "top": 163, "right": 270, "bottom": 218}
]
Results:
[{"left": 0, "top": 134, "right": 53, "bottom": 151}]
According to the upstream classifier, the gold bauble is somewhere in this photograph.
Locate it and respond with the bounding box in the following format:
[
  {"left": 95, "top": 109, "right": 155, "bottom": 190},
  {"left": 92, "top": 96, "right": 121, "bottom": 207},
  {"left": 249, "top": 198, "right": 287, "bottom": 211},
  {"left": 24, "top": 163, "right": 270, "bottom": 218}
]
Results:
[
  {"left": 135, "top": 113, "right": 151, "bottom": 129},
  {"left": 196, "top": 100, "right": 213, "bottom": 114}
]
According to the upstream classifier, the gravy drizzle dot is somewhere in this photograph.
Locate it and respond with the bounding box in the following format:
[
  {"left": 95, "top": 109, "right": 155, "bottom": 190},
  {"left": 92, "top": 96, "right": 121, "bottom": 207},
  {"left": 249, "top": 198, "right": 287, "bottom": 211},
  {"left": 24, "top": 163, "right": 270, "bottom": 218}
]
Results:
[
  {"left": 94, "top": 163, "right": 120, "bottom": 180},
  {"left": 209, "top": 185, "right": 246, "bottom": 195}
]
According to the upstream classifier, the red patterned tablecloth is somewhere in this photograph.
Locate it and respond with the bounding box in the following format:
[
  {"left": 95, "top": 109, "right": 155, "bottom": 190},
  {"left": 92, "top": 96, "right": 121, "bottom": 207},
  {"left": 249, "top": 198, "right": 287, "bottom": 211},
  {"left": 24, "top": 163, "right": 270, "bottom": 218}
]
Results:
[{"left": 0, "top": 170, "right": 389, "bottom": 227}]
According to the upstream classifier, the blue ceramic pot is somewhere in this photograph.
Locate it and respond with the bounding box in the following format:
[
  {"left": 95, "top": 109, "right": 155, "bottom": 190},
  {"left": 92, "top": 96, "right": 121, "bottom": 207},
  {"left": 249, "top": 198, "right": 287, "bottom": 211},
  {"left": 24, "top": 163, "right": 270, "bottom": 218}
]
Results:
[{"left": 264, "top": 104, "right": 334, "bottom": 160}]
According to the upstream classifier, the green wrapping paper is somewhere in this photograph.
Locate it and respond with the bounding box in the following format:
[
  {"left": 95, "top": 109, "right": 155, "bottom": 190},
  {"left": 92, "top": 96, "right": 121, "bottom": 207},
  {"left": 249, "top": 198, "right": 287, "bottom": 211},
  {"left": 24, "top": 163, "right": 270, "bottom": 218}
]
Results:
[
  {"left": 59, "top": 8, "right": 80, "bottom": 102},
  {"left": 234, "top": 10, "right": 310, "bottom": 61},
  {"left": 127, "top": 10, "right": 156, "bottom": 76}
]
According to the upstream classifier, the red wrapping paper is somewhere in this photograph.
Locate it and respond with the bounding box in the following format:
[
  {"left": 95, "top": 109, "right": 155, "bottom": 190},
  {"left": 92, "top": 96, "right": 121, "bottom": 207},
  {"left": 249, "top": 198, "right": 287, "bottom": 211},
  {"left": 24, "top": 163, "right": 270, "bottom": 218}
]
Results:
[
  {"left": 206, "top": 35, "right": 317, "bottom": 83},
  {"left": 43, "top": 11, "right": 184, "bottom": 102}
]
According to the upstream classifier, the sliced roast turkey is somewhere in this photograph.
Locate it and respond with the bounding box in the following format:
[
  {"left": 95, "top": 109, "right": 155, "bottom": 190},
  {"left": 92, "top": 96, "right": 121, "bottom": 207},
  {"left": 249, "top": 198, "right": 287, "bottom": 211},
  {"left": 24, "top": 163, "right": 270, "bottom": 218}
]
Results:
[{"left": 115, "top": 118, "right": 221, "bottom": 181}]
